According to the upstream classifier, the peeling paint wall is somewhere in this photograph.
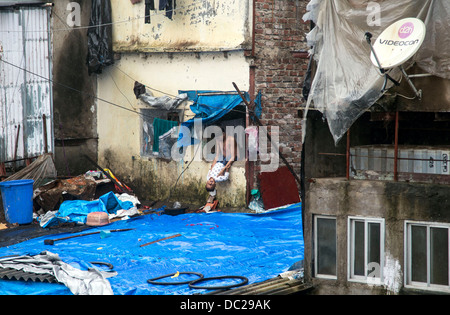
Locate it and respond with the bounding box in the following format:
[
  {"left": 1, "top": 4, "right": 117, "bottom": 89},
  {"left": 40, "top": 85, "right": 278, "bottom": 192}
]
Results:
[
  {"left": 95, "top": 1, "right": 251, "bottom": 206},
  {"left": 96, "top": 51, "right": 249, "bottom": 206},
  {"left": 383, "top": 253, "right": 402, "bottom": 295},
  {"left": 111, "top": 0, "right": 251, "bottom": 52}
]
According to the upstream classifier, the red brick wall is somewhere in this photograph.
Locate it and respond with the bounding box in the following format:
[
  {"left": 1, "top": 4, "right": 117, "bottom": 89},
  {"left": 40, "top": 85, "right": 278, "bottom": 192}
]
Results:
[{"left": 251, "top": 0, "right": 310, "bottom": 186}]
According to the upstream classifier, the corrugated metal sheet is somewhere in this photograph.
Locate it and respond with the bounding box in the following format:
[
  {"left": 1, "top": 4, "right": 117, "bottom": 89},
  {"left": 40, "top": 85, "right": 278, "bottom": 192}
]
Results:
[
  {"left": 0, "top": 6, "right": 53, "bottom": 163},
  {"left": 0, "top": 1, "right": 47, "bottom": 7},
  {"left": 350, "top": 145, "right": 450, "bottom": 175}
]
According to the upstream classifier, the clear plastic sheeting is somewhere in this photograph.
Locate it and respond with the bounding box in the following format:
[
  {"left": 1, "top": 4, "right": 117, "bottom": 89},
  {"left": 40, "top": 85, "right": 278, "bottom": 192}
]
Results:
[
  {"left": 0, "top": 203, "right": 304, "bottom": 295},
  {"left": 303, "top": 0, "right": 450, "bottom": 144},
  {"left": 139, "top": 91, "right": 188, "bottom": 111}
]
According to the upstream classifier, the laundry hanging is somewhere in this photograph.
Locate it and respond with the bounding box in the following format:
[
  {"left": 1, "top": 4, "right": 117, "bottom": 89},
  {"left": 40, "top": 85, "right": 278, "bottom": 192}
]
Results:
[
  {"left": 159, "top": 0, "right": 176, "bottom": 20},
  {"left": 153, "top": 118, "right": 178, "bottom": 152},
  {"left": 144, "top": 0, "right": 155, "bottom": 24},
  {"left": 87, "top": 0, "right": 114, "bottom": 74},
  {"left": 144, "top": 0, "right": 176, "bottom": 23}
]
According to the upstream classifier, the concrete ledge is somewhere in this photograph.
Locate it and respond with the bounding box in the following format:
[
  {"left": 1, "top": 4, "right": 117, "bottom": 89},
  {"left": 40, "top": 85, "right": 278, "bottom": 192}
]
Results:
[{"left": 307, "top": 178, "right": 450, "bottom": 221}]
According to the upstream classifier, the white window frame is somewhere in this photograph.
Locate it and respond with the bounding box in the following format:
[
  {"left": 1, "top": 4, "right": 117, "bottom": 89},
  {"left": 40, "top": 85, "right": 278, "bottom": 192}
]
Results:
[
  {"left": 314, "top": 215, "right": 337, "bottom": 280},
  {"left": 347, "top": 216, "right": 385, "bottom": 285},
  {"left": 404, "top": 221, "right": 450, "bottom": 293}
]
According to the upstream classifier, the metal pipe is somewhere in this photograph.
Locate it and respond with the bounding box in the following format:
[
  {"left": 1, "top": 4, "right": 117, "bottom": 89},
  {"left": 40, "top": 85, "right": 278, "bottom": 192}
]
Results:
[
  {"left": 394, "top": 111, "right": 399, "bottom": 182},
  {"left": 233, "top": 82, "right": 302, "bottom": 186},
  {"left": 252, "top": 0, "right": 256, "bottom": 57},
  {"left": 0, "top": 155, "right": 41, "bottom": 164},
  {"left": 346, "top": 129, "right": 350, "bottom": 180},
  {"left": 408, "top": 73, "right": 433, "bottom": 78},
  {"left": 43, "top": 114, "right": 48, "bottom": 154},
  {"left": 400, "top": 66, "right": 422, "bottom": 100},
  {"left": 246, "top": 65, "right": 256, "bottom": 205},
  {"left": 13, "top": 124, "right": 20, "bottom": 171}
]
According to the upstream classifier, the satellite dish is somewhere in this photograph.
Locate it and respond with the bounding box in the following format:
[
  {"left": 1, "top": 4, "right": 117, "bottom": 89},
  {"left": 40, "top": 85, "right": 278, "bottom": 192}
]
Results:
[
  {"left": 365, "top": 18, "right": 426, "bottom": 99},
  {"left": 370, "top": 18, "right": 426, "bottom": 69}
]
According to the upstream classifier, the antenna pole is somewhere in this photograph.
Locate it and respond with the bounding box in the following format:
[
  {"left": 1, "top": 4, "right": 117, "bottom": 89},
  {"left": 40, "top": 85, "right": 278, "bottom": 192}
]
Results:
[
  {"left": 365, "top": 32, "right": 401, "bottom": 92},
  {"left": 400, "top": 66, "right": 422, "bottom": 100}
]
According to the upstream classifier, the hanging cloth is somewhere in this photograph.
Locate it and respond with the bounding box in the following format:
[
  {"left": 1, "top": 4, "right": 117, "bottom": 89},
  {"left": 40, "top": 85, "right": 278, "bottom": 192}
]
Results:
[
  {"left": 159, "top": 0, "right": 176, "bottom": 20},
  {"left": 86, "top": 0, "right": 114, "bottom": 75},
  {"left": 144, "top": 0, "right": 155, "bottom": 24},
  {"left": 153, "top": 118, "right": 178, "bottom": 152}
]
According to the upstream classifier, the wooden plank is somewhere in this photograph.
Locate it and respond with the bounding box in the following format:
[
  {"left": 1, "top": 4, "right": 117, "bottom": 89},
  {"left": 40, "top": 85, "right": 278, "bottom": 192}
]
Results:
[
  {"left": 214, "top": 278, "right": 289, "bottom": 295},
  {"left": 206, "top": 276, "right": 312, "bottom": 295},
  {"left": 260, "top": 282, "right": 312, "bottom": 295},
  {"left": 140, "top": 233, "right": 181, "bottom": 247}
]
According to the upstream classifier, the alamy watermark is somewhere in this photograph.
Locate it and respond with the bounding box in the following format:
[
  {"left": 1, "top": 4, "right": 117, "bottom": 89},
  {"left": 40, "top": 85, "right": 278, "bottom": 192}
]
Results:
[
  {"left": 366, "top": 2, "right": 381, "bottom": 27},
  {"left": 170, "top": 120, "right": 280, "bottom": 173},
  {"left": 66, "top": 2, "right": 81, "bottom": 27}
]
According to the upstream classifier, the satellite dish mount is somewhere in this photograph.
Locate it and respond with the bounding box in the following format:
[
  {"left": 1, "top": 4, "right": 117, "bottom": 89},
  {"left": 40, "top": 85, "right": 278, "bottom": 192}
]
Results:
[{"left": 365, "top": 18, "right": 426, "bottom": 100}]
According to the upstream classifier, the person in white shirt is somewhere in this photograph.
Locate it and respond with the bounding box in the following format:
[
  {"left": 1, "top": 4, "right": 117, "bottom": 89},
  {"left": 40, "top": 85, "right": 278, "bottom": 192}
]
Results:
[
  {"left": 205, "top": 160, "right": 230, "bottom": 192},
  {"left": 205, "top": 132, "right": 237, "bottom": 199}
]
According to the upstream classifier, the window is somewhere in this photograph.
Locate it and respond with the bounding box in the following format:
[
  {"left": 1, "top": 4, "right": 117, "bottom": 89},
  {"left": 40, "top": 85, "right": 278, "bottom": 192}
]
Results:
[
  {"left": 405, "top": 221, "right": 450, "bottom": 292},
  {"left": 141, "top": 108, "right": 180, "bottom": 158},
  {"left": 314, "top": 216, "right": 337, "bottom": 279},
  {"left": 348, "top": 217, "right": 385, "bottom": 284}
]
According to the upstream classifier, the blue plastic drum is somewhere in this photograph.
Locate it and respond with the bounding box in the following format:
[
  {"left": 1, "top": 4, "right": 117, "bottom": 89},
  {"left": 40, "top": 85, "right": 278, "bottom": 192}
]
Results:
[{"left": 0, "top": 179, "right": 34, "bottom": 225}]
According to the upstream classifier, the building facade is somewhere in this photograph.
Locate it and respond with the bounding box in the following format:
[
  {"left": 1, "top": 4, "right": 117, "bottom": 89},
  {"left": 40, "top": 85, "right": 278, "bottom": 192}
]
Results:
[
  {"left": 93, "top": 0, "right": 309, "bottom": 207},
  {"left": 303, "top": 0, "right": 450, "bottom": 295}
]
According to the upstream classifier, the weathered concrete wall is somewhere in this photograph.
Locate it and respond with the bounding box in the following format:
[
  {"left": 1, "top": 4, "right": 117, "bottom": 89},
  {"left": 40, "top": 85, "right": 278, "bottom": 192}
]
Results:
[
  {"left": 305, "top": 178, "right": 450, "bottom": 294},
  {"left": 111, "top": 0, "right": 251, "bottom": 52},
  {"left": 96, "top": 51, "right": 249, "bottom": 206},
  {"left": 94, "top": 0, "right": 252, "bottom": 207},
  {"left": 52, "top": 0, "right": 98, "bottom": 176}
]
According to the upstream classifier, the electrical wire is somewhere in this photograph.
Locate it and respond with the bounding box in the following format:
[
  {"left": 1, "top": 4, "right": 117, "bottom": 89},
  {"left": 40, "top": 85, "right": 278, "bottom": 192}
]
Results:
[
  {"left": 111, "top": 64, "right": 250, "bottom": 116},
  {"left": 0, "top": 57, "right": 251, "bottom": 128},
  {"left": 1, "top": 3, "right": 252, "bottom": 117},
  {"left": 108, "top": 71, "right": 137, "bottom": 111},
  {"left": 163, "top": 139, "right": 202, "bottom": 203},
  {"left": 0, "top": 58, "right": 154, "bottom": 120},
  {"left": 0, "top": 2, "right": 195, "bottom": 33},
  {"left": 0, "top": 52, "right": 268, "bottom": 204}
]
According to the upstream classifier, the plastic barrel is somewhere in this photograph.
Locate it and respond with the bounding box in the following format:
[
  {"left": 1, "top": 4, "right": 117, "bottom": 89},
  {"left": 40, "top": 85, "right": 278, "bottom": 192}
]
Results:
[{"left": 0, "top": 179, "right": 34, "bottom": 225}]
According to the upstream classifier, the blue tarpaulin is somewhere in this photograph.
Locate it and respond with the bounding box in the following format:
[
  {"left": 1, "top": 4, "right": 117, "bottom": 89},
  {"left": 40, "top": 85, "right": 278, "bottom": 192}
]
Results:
[
  {"left": 40, "top": 192, "right": 134, "bottom": 228},
  {"left": 177, "top": 90, "right": 251, "bottom": 147},
  {"left": 0, "top": 203, "right": 304, "bottom": 295}
]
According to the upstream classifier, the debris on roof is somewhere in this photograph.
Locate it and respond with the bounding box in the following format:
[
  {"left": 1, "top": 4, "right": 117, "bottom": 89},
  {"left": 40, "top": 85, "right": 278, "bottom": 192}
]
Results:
[{"left": 0, "top": 203, "right": 305, "bottom": 295}]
